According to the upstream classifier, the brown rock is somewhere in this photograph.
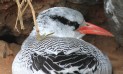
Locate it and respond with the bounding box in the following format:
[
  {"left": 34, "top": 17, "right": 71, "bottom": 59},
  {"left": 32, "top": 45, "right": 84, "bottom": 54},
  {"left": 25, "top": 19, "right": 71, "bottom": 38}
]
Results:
[
  {"left": 9, "top": 43, "right": 21, "bottom": 56},
  {"left": 0, "top": 40, "right": 13, "bottom": 58}
]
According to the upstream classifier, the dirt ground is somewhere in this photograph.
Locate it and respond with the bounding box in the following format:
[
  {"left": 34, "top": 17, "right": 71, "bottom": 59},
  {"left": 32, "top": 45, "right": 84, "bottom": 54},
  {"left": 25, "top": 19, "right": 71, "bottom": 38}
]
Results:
[{"left": 0, "top": 35, "right": 123, "bottom": 74}]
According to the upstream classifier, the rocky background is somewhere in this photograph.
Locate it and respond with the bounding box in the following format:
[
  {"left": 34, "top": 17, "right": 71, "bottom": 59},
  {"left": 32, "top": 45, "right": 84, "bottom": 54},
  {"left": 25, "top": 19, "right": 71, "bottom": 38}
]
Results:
[{"left": 0, "top": 0, "right": 123, "bottom": 74}]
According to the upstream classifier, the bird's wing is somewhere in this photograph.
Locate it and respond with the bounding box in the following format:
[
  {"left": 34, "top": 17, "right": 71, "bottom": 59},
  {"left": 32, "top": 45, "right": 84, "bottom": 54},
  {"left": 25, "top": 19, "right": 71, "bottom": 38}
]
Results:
[
  {"left": 21, "top": 37, "right": 110, "bottom": 74},
  {"left": 27, "top": 37, "right": 100, "bottom": 74},
  {"left": 30, "top": 52, "right": 98, "bottom": 74}
]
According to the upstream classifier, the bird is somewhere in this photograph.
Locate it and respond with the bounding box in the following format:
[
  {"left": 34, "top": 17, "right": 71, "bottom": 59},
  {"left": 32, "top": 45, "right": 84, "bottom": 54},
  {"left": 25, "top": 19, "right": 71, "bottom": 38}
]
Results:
[
  {"left": 12, "top": 7, "right": 113, "bottom": 74},
  {"left": 104, "top": 0, "right": 123, "bottom": 47}
]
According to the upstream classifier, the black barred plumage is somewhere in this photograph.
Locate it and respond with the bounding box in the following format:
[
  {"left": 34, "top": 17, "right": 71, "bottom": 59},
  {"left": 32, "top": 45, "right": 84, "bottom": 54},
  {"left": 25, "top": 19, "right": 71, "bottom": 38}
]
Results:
[
  {"left": 31, "top": 52, "right": 98, "bottom": 74},
  {"left": 12, "top": 7, "right": 112, "bottom": 74}
]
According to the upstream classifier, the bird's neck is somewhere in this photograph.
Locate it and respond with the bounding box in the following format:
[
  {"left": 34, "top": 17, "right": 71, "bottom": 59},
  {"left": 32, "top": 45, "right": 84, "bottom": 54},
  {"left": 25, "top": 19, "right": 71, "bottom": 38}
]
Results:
[
  {"left": 30, "top": 25, "right": 84, "bottom": 39},
  {"left": 30, "top": 30, "right": 84, "bottom": 39}
]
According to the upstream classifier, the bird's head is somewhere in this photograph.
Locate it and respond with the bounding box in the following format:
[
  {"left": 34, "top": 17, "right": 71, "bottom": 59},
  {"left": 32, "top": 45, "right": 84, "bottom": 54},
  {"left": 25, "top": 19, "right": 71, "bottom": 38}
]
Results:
[{"left": 31, "top": 7, "right": 113, "bottom": 39}]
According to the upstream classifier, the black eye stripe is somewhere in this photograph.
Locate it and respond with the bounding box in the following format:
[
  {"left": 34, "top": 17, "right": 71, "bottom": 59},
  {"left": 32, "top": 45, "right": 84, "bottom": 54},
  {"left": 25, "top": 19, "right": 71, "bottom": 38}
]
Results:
[{"left": 49, "top": 15, "right": 80, "bottom": 30}]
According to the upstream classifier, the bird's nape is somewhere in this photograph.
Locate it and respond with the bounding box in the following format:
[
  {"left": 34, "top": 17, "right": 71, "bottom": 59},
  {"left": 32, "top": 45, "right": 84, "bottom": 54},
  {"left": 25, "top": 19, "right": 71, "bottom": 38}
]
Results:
[{"left": 77, "top": 22, "right": 114, "bottom": 37}]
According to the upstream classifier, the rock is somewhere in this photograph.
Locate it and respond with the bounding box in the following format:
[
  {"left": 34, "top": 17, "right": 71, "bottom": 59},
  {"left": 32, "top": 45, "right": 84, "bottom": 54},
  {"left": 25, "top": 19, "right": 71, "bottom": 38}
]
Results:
[
  {"left": 0, "top": 0, "right": 15, "bottom": 10},
  {"left": 9, "top": 43, "right": 21, "bottom": 56},
  {"left": 0, "top": 0, "right": 61, "bottom": 50},
  {"left": 0, "top": 40, "right": 13, "bottom": 58},
  {"left": 0, "top": 13, "right": 6, "bottom": 36}
]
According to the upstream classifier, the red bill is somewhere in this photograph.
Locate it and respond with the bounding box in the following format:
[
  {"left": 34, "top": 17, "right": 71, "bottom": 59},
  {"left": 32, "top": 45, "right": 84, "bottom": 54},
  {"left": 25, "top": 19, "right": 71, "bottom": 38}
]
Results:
[{"left": 77, "top": 22, "right": 113, "bottom": 37}]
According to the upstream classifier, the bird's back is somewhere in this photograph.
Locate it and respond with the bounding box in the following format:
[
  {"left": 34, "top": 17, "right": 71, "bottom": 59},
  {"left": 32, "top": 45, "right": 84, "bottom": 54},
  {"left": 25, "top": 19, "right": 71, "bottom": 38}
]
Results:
[{"left": 12, "top": 36, "right": 112, "bottom": 74}]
